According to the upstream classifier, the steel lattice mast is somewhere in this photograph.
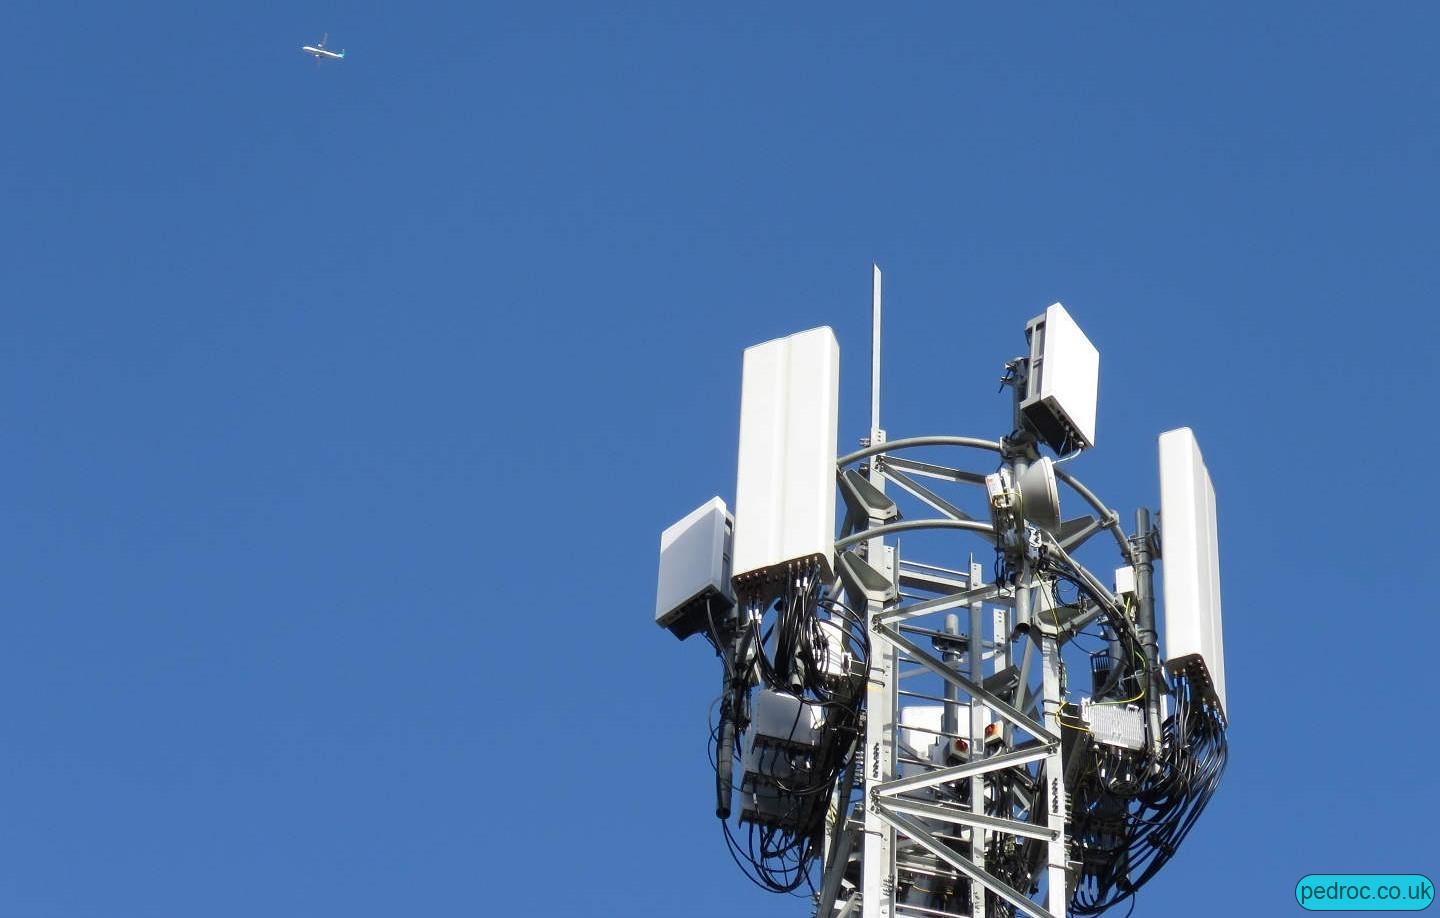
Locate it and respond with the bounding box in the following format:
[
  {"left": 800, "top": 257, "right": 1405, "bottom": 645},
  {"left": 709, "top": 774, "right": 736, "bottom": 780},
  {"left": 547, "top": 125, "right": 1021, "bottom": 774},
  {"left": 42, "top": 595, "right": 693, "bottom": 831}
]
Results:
[{"left": 654, "top": 268, "right": 1228, "bottom": 918}]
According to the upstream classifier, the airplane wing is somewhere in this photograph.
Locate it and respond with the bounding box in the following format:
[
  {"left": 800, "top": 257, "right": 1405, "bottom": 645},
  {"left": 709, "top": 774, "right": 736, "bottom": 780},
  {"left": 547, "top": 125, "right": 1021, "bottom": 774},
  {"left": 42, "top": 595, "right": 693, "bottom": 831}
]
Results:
[{"left": 317, "top": 32, "right": 328, "bottom": 49}]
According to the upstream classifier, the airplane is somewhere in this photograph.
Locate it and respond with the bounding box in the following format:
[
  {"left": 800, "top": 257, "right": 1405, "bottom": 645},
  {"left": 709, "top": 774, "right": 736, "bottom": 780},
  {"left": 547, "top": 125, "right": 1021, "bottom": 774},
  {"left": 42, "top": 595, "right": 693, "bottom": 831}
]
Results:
[{"left": 301, "top": 33, "right": 345, "bottom": 62}]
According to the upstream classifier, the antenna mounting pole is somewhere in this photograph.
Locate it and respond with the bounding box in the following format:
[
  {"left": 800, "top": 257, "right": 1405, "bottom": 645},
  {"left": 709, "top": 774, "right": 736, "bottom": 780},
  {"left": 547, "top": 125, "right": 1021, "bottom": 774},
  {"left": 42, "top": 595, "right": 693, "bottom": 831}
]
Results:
[{"left": 871, "top": 264, "right": 883, "bottom": 440}]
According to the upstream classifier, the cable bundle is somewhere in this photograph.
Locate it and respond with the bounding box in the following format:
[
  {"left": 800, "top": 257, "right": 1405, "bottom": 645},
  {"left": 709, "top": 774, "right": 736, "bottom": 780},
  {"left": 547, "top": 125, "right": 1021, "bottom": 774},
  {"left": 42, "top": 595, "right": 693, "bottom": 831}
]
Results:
[
  {"left": 710, "top": 563, "right": 870, "bottom": 894},
  {"left": 1068, "top": 671, "right": 1228, "bottom": 914},
  {"left": 1027, "top": 537, "right": 1228, "bottom": 915}
]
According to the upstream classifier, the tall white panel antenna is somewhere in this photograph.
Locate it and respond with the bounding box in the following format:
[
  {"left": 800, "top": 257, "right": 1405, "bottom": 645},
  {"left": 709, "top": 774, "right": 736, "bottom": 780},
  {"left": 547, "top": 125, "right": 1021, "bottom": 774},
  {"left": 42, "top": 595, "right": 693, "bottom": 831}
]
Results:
[
  {"left": 1159, "top": 427, "right": 1227, "bottom": 716},
  {"left": 1021, "top": 303, "right": 1100, "bottom": 453},
  {"left": 732, "top": 327, "right": 840, "bottom": 589}
]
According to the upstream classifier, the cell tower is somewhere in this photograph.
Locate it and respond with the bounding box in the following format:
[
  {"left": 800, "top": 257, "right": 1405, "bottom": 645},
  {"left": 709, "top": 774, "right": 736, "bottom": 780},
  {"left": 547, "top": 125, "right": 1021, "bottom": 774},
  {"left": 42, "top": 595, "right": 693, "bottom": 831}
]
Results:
[{"left": 655, "top": 268, "right": 1228, "bottom": 918}]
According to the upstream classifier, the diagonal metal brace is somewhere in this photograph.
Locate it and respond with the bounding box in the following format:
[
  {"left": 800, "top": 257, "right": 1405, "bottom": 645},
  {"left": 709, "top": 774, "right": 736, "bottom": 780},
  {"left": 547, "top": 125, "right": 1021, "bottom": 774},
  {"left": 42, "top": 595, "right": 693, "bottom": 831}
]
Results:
[
  {"left": 879, "top": 464, "right": 981, "bottom": 525},
  {"left": 875, "top": 807, "right": 1057, "bottom": 918},
  {"left": 879, "top": 455, "right": 989, "bottom": 486},
  {"left": 880, "top": 624, "right": 1058, "bottom": 744},
  {"left": 874, "top": 743, "right": 1054, "bottom": 798},
  {"left": 876, "top": 795, "right": 1057, "bottom": 842}
]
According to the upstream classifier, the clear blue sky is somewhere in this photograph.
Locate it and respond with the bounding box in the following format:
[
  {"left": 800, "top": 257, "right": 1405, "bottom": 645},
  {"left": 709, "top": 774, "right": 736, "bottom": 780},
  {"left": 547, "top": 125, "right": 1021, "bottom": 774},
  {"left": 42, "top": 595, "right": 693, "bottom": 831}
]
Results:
[{"left": 3, "top": 3, "right": 1436, "bottom": 916}]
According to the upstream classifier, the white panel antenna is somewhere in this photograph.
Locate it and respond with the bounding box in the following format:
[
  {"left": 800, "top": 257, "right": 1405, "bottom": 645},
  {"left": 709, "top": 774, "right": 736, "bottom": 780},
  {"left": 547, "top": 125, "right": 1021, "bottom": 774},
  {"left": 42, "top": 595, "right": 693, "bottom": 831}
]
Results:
[
  {"left": 1159, "top": 428, "right": 1227, "bottom": 716},
  {"left": 732, "top": 327, "right": 840, "bottom": 589},
  {"left": 1021, "top": 303, "right": 1100, "bottom": 453}
]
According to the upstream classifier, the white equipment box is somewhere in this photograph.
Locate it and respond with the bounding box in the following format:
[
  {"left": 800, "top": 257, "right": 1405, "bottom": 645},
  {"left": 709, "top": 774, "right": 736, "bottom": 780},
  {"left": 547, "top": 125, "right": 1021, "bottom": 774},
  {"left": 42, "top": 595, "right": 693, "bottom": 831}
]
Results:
[
  {"left": 655, "top": 497, "right": 735, "bottom": 641},
  {"left": 740, "top": 689, "right": 827, "bottom": 828},
  {"left": 1083, "top": 701, "right": 1146, "bottom": 751},
  {"left": 1114, "top": 565, "right": 1137, "bottom": 597},
  {"left": 814, "top": 617, "right": 852, "bottom": 684},
  {"left": 732, "top": 327, "right": 840, "bottom": 591},
  {"left": 1021, "top": 303, "right": 1100, "bottom": 453},
  {"left": 1159, "top": 428, "right": 1227, "bottom": 717}
]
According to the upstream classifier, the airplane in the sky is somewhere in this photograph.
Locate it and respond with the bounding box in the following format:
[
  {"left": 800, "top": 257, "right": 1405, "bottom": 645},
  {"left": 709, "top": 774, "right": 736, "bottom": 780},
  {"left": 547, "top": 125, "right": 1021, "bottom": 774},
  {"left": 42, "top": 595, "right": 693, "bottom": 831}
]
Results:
[{"left": 301, "top": 33, "right": 345, "bottom": 62}]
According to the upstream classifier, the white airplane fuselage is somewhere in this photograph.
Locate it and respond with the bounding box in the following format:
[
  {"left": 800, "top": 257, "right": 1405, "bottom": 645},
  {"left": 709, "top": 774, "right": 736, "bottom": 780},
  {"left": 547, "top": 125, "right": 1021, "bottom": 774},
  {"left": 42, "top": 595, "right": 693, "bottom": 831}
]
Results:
[{"left": 302, "top": 45, "right": 344, "bottom": 60}]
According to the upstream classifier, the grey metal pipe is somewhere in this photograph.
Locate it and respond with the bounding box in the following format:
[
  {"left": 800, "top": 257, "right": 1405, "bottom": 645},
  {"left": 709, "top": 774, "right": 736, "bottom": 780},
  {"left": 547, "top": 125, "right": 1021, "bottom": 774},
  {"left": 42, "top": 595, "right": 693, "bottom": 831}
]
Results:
[
  {"left": 942, "top": 613, "right": 962, "bottom": 737},
  {"left": 1052, "top": 465, "right": 1137, "bottom": 564},
  {"left": 837, "top": 435, "right": 1003, "bottom": 468},
  {"left": 835, "top": 431, "right": 1135, "bottom": 564},
  {"left": 1133, "top": 509, "right": 1164, "bottom": 759},
  {"left": 835, "top": 518, "right": 995, "bottom": 552}
]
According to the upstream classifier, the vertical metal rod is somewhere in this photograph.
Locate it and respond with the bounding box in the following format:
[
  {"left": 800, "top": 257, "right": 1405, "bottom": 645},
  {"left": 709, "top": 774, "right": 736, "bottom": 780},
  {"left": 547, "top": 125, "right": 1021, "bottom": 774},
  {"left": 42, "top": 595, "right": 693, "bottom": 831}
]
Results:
[
  {"left": 969, "top": 558, "right": 988, "bottom": 918},
  {"left": 862, "top": 545, "right": 896, "bottom": 918},
  {"left": 1039, "top": 623, "right": 1068, "bottom": 916},
  {"left": 1012, "top": 444, "right": 1067, "bottom": 917},
  {"left": 942, "top": 614, "right": 961, "bottom": 736},
  {"left": 871, "top": 264, "right": 882, "bottom": 438},
  {"left": 861, "top": 264, "right": 895, "bottom": 918},
  {"left": 992, "top": 602, "right": 1013, "bottom": 890},
  {"left": 938, "top": 611, "right": 965, "bottom": 917},
  {"left": 1006, "top": 356, "right": 1067, "bottom": 917},
  {"left": 1133, "top": 508, "right": 1164, "bottom": 759}
]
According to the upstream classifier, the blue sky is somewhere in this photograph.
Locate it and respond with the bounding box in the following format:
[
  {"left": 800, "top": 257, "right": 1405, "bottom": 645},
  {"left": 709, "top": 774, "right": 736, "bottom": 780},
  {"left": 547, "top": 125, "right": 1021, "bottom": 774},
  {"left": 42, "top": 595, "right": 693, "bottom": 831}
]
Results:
[{"left": 3, "top": 3, "right": 1437, "bottom": 916}]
